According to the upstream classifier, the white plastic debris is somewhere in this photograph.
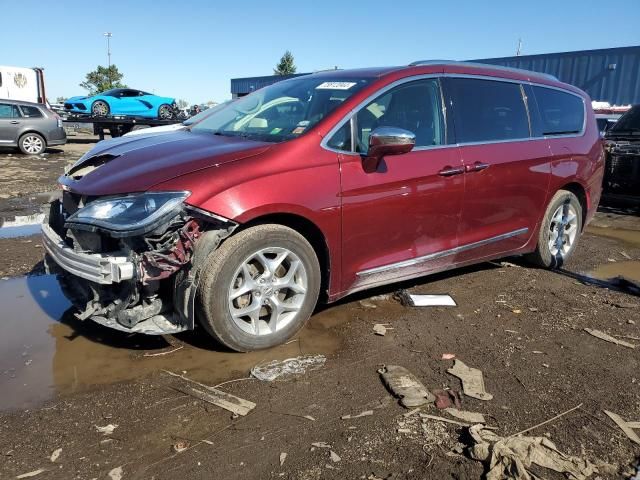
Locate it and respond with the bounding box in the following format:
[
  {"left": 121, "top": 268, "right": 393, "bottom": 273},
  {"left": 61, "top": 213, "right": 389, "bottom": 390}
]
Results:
[
  {"left": 279, "top": 452, "right": 287, "bottom": 466},
  {"left": 329, "top": 450, "right": 341, "bottom": 462},
  {"left": 49, "top": 448, "right": 62, "bottom": 462},
  {"left": 16, "top": 470, "right": 46, "bottom": 479},
  {"left": 95, "top": 424, "right": 118, "bottom": 435},
  {"left": 251, "top": 355, "right": 326, "bottom": 381},
  {"left": 405, "top": 294, "right": 457, "bottom": 307},
  {"left": 108, "top": 466, "right": 123, "bottom": 480}
]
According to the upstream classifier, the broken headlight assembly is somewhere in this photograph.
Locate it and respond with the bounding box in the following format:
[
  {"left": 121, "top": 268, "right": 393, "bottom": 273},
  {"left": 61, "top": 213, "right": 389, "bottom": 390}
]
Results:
[{"left": 65, "top": 191, "right": 190, "bottom": 237}]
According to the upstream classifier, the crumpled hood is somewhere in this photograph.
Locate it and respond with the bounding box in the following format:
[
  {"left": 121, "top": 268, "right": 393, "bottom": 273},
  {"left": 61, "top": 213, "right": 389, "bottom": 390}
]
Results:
[{"left": 59, "top": 130, "right": 272, "bottom": 196}]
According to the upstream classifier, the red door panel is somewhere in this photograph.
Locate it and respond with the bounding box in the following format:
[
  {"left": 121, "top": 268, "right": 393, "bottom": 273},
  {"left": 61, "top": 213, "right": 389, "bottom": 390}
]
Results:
[
  {"left": 455, "top": 139, "right": 551, "bottom": 263},
  {"left": 340, "top": 146, "right": 464, "bottom": 294}
]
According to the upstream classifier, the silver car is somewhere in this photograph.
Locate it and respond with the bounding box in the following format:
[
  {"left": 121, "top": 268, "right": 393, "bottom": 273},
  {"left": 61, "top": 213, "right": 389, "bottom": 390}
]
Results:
[{"left": 0, "top": 99, "right": 66, "bottom": 154}]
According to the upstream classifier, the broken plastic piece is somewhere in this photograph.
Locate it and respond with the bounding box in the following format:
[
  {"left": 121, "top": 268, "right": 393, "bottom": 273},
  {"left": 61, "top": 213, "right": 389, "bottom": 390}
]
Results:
[
  {"left": 445, "top": 408, "right": 486, "bottom": 424},
  {"left": 373, "top": 324, "right": 391, "bottom": 336},
  {"left": 433, "top": 389, "right": 462, "bottom": 409},
  {"left": 604, "top": 410, "right": 640, "bottom": 446},
  {"left": 447, "top": 359, "right": 493, "bottom": 401},
  {"left": 379, "top": 365, "right": 435, "bottom": 408},
  {"left": 251, "top": 355, "right": 326, "bottom": 381},
  {"left": 584, "top": 328, "right": 636, "bottom": 349},
  {"left": 341, "top": 410, "right": 374, "bottom": 419},
  {"left": 398, "top": 291, "right": 457, "bottom": 307}
]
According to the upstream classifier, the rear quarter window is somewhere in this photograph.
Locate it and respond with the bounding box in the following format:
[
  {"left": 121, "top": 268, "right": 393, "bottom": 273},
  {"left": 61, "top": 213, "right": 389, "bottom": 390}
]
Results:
[
  {"left": 20, "top": 105, "right": 43, "bottom": 118},
  {"left": 447, "top": 78, "right": 530, "bottom": 143},
  {"left": 531, "top": 86, "right": 584, "bottom": 136}
]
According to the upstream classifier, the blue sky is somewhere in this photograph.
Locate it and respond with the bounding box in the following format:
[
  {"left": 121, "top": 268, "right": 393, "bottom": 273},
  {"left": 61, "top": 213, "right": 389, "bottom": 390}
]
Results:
[{"left": 2, "top": 0, "right": 639, "bottom": 104}]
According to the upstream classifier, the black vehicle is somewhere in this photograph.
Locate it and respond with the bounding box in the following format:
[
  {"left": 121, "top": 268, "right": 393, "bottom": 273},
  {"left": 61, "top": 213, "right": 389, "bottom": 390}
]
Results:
[{"left": 603, "top": 105, "right": 640, "bottom": 202}]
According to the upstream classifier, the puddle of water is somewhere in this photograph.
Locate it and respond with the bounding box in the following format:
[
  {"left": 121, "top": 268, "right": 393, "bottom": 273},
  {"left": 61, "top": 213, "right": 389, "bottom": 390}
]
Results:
[
  {"left": 0, "top": 275, "right": 358, "bottom": 412},
  {"left": 590, "top": 261, "right": 640, "bottom": 283},
  {"left": 587, "top": 226, "right": 640, "bottom": 249},
  {"left": 0, "top": 213, "right": 45, "bottom": 239}
]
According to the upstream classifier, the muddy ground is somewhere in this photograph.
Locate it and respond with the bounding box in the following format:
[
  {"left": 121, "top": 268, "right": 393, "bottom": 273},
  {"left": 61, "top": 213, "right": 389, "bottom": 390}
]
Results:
[{"left": 0, "top": 139, "right": 639, "bottom": 479}]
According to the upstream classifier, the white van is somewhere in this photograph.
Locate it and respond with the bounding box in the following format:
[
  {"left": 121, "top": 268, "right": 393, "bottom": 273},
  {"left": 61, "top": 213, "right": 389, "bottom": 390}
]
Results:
[{"left": 0, "top": 66, "right": 47, "bottom": 104}]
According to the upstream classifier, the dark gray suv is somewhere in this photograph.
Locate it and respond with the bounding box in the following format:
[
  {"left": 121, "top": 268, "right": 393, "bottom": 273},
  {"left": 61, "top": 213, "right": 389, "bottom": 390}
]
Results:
[{"left": 0, "top": 99, "right": 66, "bottom": 154}]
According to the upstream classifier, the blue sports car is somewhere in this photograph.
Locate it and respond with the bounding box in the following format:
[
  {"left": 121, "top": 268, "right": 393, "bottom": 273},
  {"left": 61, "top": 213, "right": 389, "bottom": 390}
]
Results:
[{"left": 64, "top": 88, "right": 176, "bottom": 119}]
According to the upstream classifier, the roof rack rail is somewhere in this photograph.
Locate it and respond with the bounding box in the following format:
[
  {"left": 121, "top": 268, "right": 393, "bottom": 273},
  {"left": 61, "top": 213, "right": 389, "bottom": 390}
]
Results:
[{"left": 408, "top": 60, "right": 559, "bottom": 82}]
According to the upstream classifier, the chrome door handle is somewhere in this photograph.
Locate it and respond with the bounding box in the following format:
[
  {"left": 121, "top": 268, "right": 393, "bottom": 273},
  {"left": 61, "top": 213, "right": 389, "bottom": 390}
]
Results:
[
  {"left": 438, "top": 166, "right": 465, "bottom": 177},
  {"left": 10, "top": 121, "right": 19, "bottom": 124},
  {"left": 465, "top": 162, "right": 490, "bottom": 173}
]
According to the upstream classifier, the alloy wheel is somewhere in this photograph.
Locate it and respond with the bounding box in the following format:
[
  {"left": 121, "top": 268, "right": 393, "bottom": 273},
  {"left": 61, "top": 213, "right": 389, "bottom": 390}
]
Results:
[
  {"left": 548, "top": 202, "right": 578, "bottom": 257},
  {"left": 158, "top": 105, "right": 173, "bottom": 120},
  {"left": 228, "top": 247, "right": 308, "bottom": 336},
  {"left": 92, "top": 102, "right": 108, "bottom": 116},
  {"left": 22, "top": 135, "right": 43, "bottom": 154}
]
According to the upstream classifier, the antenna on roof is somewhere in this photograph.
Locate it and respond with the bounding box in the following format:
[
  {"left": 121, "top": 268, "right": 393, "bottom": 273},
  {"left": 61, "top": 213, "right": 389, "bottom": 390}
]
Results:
[{"left": 516, "top": 38, "right": 523, "bottom": 56}]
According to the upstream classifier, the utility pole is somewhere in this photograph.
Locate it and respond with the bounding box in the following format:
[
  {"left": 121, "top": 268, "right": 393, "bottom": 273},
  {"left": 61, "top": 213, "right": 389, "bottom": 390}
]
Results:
[
  {"left": 516, "top": 38, "right": 522, "bottom": 56},
  {"left": 104, "top": 32, "right": 112, "bottom": 68}
]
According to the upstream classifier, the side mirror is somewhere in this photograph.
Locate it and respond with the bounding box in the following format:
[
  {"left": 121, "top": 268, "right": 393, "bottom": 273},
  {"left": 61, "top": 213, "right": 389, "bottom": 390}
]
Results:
[{"left": 364, "top": 127, "right": 416, "bottom": 170}]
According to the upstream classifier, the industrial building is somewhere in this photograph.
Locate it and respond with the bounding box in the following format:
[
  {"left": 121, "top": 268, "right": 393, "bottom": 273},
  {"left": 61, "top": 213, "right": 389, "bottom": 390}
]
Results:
[{"left": 230, "top": 45, "right": 640, "bottom": 105}]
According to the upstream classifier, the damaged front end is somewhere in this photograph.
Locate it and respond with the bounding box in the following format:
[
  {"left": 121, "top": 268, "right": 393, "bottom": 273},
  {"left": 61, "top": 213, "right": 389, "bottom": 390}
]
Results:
[{"left": 43, "top": 189, "right": 236, "bottom": 334}]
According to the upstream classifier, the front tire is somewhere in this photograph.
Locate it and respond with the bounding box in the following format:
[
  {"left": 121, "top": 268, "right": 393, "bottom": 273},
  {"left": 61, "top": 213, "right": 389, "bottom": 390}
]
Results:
[
  {"left": 158, "top": 104, "right": 174, "bottom": 120},
  {"left": 526, "top": 190, "right": 582, "bottom": 269},
  {"left": 18, "top": 133, "right": 46, "bottom": 155},
  {"left": 196, "top": 224, "right": 321, "bottom": 352},
  {"left": 91, "top": 100, "right": 110, "bottom": 117}
]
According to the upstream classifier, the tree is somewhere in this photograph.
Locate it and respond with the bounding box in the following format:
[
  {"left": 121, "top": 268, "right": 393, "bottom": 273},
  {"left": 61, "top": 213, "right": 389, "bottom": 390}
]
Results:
[
  {"left": 176, "top": 99, "right": 189, "bottom": 110},
  {"left": 79, "top": 65, "right": 126, "bottom": 95},
  {"left": 273, "top": 51, "right": 297, "bottom": 75},
  {"left": 55, "top": 96, "right": 67, "bottom": 104}
]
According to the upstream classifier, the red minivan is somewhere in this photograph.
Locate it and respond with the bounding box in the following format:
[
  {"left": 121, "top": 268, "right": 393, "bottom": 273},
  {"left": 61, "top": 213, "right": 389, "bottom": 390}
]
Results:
[{"left": 43, "top": 61, "right": 604, "bottom": 351}]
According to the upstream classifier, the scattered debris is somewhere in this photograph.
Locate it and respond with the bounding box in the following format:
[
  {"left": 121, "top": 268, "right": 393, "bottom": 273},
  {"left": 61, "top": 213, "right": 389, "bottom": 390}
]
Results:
[
  {"left": 16, "top": 469, "right": 46, "bottom": 479},
  {"left": 359, "top": 299, "right": 377, "bottom": 309},
  {"left": 250, "top": 355, "right": 326, "bottom": 381},
  {"left": 164, "top": 370, "right": 256, "bottom": 416},
  {"left": 433, "top": 389, "right": 462, "bottom": 409},
  {"left": 49, "top": 448, "right": 62, "bottom": 462},
  {"left": 143, "top": 346, "right": 184, "bottom": 357},
  {"left": 584, "top": 328, "right": 636, "bottom": 349},
  {"left": 341, "top": 410, "right": 374, "bottom": 419},
  {"left": 603, "top": 410, "right": 640, "bottom": 446},
  {"left": 620, "top": 251, "right": 632, "bottom": 260},
  {"left": 202, "top": 440, "right": 214, "bottom": 445},
  {"left": 397, "top": 291, "right": 457, "bottom": 307},
  {"left": 311, "top": 442, "right": 332, "bottom": 449},
  {"left": 528, "top": 307, "right": 539, "bottom": 312},
  {"left": 108, "top": 466, "right": 123, "bottom": 480},
  {"left": 279, "top": 452, "right": 287, "bottom": 466},
  {"left": 172, "top": 441, "right": 189, "bottom": 453},
  {"left": 379, "top": 365, "right": 435, "bottom": 408},
  {"left": 511, "top": 403, "right": 583, "bottom": 437},
  {"left": 419, "top": 413, "right": 471, "bottom": 427},
  {"left": 174, "top": 383, "right": 255, "bottom": 417},
  {"left": 447, "top": 360, "right": 493, "bottom": 401},
  {"left": 499, "top": 261, "right": 521, "bottom": 268},
  {"left": 373, "top": 323, "right": 392, "bottom": 336},
  {"left": 445, "top": 408, "right": 486, "bottom": 424},
  {"left": 441, "top": 353, "right": 456, "bottom": 360},
  {"left": 95, "top": 424, "right": 118, "bottom": 435},
  {"left": 467, "top": 424, "right": 595, "bottom": 480},
  {"left": 329, "top": 451, "right": 341, "bottom": 463},
  {"left": 512, "top": 309, "right": 522, "bottom": 314}
]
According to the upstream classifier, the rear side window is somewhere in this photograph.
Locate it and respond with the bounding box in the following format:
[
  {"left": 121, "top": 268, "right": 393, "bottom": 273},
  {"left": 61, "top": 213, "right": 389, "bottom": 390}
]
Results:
[
  {"left": 447, "top": 78, "right": 530, "bottom": 143},
  {"left": 20, "top": 105, "right": 43, "bottom": 118},
  {"left": 531, "top": 86, "right": 584, "bottom": 136},
  {"left": 0, "top": 103, "right": 20, "bottom": 118}
]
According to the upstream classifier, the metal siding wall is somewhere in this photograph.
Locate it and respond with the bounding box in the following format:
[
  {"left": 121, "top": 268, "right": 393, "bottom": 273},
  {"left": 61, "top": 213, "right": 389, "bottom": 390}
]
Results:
[{"left": 475, "top": 47, "right": 640, "bottom": 105}]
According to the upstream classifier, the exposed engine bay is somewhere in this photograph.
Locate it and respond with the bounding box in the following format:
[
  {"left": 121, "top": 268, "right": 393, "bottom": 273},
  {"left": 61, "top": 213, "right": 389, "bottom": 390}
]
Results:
[{"left": 44, "top": 190, "right": 236, "bottom": 334}]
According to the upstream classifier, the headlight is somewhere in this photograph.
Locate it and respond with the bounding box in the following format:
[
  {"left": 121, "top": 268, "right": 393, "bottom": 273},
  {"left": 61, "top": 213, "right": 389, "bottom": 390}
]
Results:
[{"left": 65, "top": 191, "right": 189, "bottom": 236}]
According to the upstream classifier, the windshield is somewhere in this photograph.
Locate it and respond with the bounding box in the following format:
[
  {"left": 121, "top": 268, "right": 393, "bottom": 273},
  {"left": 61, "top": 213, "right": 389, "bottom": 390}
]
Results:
[
  {"left": 183, "top": 101, "right": 230, "bottom": 126},
  {"left": 191, "top": 76, "right": 370, "bottom": 142},
  {"left": 610, "top": 105, "right": 640, "bottom": 133}
]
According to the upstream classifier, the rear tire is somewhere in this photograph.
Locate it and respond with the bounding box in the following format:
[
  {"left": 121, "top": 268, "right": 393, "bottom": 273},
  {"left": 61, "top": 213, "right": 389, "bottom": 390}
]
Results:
[
  {"left": 91, "top": 100, "right": 109, "bottom": 117},
  {"left": 196, "top": 224, "right": 321, "bottom": 352},
  {"left": 526, "top": 190, "right": 582, "bottom": 269},
  {"left": 18, "top": 133, "right": 46, "bottom": 155}
]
